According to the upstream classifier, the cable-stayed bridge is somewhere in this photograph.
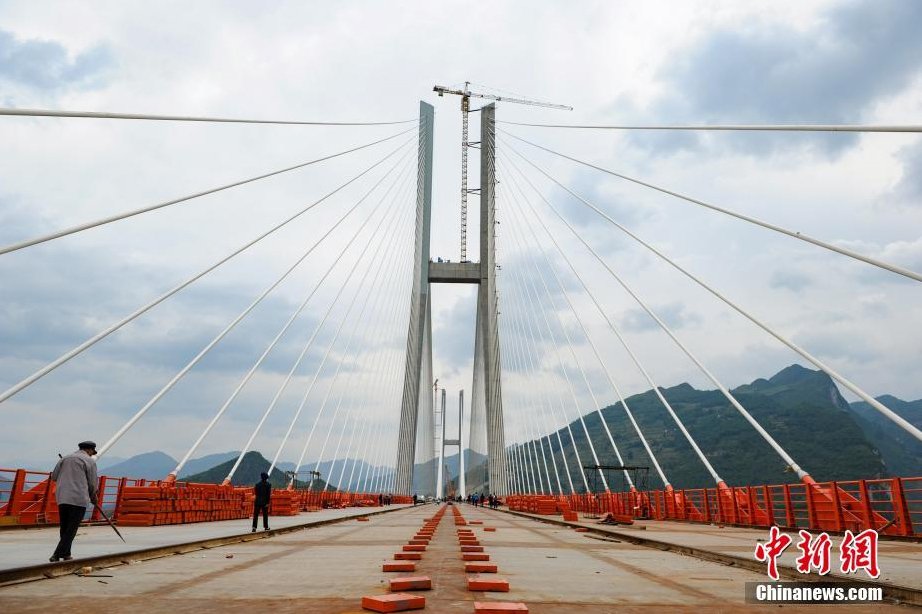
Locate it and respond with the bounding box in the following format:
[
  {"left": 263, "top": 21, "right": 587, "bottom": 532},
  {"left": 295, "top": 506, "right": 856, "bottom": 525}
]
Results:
[{"left": 0, "top": 101, "right": 920, "bottom": 611}]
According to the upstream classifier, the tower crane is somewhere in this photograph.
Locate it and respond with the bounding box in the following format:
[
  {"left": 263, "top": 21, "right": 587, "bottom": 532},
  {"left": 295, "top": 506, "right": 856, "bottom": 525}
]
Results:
[{"left": 433, "top": 82, "right": 572, "bottom": 262}]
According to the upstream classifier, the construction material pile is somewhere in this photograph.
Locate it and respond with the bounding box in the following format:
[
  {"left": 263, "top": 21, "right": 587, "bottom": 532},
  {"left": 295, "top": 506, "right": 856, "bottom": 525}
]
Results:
[{"left": 116, "top": 484, "right": 252, "bottom": 526}]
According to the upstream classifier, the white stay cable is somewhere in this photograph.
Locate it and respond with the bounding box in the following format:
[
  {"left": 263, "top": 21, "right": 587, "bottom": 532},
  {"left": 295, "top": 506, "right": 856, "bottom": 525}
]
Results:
[
  {"left": 99, "top": 146, "right": 413, "bottom": 458},
  {"left": 354, "top": 425, "right": 380, "bottom": 492},
  {"left": 265, "top": 169, "right": 414, "bottom": 474},
  {"left": 502, "top": 167, "right": 672, "bottom": 488},
  {"left": 261, "top": 175, "right": 411, "bottom": 476},
  {"left": 0, "top": 127, "right": 416, "bottom": 256},
  {"left": 501, "top": 276, "right": 574, "bottom": 494},
  {"left": 507, "top": 148, "right": 922, "bottom": 447},
  {"left": 331, "top": 238, "right": 414, "bottom": 491},
  {"left": 224, "top": 173, "right": 407, "bottom": 483},
  {"left": 167, "top": 151, "right": 414, "bottom": 475},
  {"left": 500, "top": 265, "right": 591, "bottom": 492},
  {"left": 497, "top": 120, "right": 922, "bottom": 132},
  {"left": 504, "top": 294, "right": 583, "bottom": 494},
  {"left": 307, "top": 205, "right": 414, "bottom": 482},
  {"left": 0, "top": 106, "right": 415, "bottom": 125},
  {"left": 0, "top": 138, "right": 414, "bottom": 408},
  {"left": 508, "top": 251, "right": 634, "bottom": 490},
  {"left": 279, "top": 185, "right": 413, "bottom": 477},
  {"left": 504, "top": 331, "right": 552, "bottom": 493},
  {"left": 502, "top": 315, "right": 562, "bottom": 493},
  {"left": 501, "top": 131, "right": 922, "bottom": 284},
  {"left": 502, "top": 155, "right": 725, "bottom": 485},
  {"left": 503, "top": 153, "right": 812, "bottom": 481},
  {"left": 504, "top": 270, "right": 603, "bottom": 491}
]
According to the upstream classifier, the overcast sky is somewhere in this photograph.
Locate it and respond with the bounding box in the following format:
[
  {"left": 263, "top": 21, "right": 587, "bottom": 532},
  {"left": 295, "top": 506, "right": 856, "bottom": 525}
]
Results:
[{"left": 1, "top": 0, "right": 920, "bottom": 474}]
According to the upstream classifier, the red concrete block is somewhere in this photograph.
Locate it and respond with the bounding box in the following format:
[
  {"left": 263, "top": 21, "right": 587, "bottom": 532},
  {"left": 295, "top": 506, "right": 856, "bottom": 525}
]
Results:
[
  {"left": 409, "top": 539, "right": 429, "bottom": 545},
  {"left": 574, "top": 527, "right": 589, "bottom": 533},
  {"left": 389, "top": 576, "right": 432, "bottom": 591},
  {"left": 459, "top": 539, "right": 480, "bottom": 544},
  {"left": 394, "top": 552, "right": 422, "bottom": 560},
  {"left": 361, "top": 592, "right": 426, "bottom": 612},
  {"left": 484, "top": 527, "right": 496, "bottom": 532},
  {"left": 357, "top": 516, "right": 370, "bottom": 521},
  {"left": 468, "top": 576, "right": 510, "bottom": 592},
  {"left": 403, "top": 544, "right": 426, "bottom": 552},
  {"left": 474, "top": 602, "right": 528, "bottom": 613},
  {"left": 470, "top": 520, "right": 483, "bottom": 525},
  {"left": 383, "top": 562, "right": 416, "bottom": 572},
  {"left": 465, "top": 562, "right": 498, "bottom": 573},
  {"left": 461, "top": 545, "right": 484, "bottom": 552},
  {"left": 462, "top": 553, "right": 490, "bottom": 561}
]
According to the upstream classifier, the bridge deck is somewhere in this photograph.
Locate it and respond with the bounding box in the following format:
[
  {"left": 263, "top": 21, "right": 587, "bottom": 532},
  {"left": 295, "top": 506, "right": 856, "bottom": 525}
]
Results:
[
  {"left": 512, "top": 512, "right": 922, "bottom": 592},
  {"left": 1, "top": 504, "right": 916, "bottom": 612},
  {"left": 0, "top": 505, "right": 409, "bottom": 573}
]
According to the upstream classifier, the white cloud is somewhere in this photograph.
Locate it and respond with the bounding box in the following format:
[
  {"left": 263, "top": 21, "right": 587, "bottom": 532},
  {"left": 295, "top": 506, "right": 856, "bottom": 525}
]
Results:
[{"left": 1, "top": 1, "right": 920, "bottom": 474}]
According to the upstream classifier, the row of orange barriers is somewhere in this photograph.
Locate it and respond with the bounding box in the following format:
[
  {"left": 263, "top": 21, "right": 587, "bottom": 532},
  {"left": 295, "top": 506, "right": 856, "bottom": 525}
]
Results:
[
  {"left": 1, "top": 466, "right": 411, "bottom": 527},
  {"left": 507, "top": 476, "right": 922, "bottom": 537}
]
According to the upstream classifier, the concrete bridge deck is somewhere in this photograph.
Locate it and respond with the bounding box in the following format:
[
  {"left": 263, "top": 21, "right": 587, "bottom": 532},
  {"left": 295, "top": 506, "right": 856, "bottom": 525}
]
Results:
[{"left": 1, "top": 504, "right": 917, "bottom": 612}]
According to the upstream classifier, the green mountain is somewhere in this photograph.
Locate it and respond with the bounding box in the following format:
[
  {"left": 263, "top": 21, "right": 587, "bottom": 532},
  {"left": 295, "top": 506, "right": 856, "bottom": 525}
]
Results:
[
  {"left": 519, "top": 365, "right": 898, "bottom": 492},
  {"left": 849, "top": 395, "right": 922, "bottom": 476},
  {"left": 182, "top": 450, "right": 331, "bottom": 490}
]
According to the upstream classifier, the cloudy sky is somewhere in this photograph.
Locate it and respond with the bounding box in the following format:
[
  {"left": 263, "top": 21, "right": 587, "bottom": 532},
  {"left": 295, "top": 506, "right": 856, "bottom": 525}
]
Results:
[{"left": 1, "top": 1, "right": 920, "bottom": 476}]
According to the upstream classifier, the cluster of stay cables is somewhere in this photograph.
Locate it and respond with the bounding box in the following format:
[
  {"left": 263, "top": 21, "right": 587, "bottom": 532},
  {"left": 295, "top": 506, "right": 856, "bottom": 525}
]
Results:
[
  {"left": 493, "top": 120, "right": 922, "bottom": 495},
  {"left": 0, "top": 107, "right": 426, "bottom": 492}
]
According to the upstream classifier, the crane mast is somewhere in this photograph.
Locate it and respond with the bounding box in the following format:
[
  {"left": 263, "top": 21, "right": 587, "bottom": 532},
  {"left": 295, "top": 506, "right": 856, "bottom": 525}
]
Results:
[{"left": 434, "top": 82, "right": 571, "bottom": 262}]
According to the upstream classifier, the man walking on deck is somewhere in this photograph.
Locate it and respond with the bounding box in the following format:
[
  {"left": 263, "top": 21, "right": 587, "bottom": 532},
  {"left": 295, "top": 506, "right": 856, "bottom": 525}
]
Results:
[
  {"left": 252, "top": 472, "right": 271, "bottom": 532},
  {"left": 49, "top": 441, "right": 98, "bottom": 562}
]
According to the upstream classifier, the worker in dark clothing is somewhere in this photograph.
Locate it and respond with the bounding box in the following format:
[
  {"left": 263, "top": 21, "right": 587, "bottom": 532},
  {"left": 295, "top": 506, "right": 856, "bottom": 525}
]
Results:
[
  {"left": 252, "top": 472, "right": 271, "bottom": 532},
  {"left": 49, "top": 441, "right": 98, "bottom": 562},
  {"left": 412, "top": 493, "right": 418, "bottom": 506}
]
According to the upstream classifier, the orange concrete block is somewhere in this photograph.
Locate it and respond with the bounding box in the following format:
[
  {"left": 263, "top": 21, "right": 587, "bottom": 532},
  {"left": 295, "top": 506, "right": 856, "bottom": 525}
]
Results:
[
  {"left": 461, "top": 545, "right": 484, "bottom": 552},
  {"left": 383, "top": 562, "right": 416, "bottom": 572},
  {"left": 462, "top": 553, "right": 490, "bottom": 561},
  {"left": 470, "top": 520, "right": 483, "bottom": 525},
  {"left": 574, "top": 527, "right": 589, "bottom": 532},
  {"left": 361, "top": 592, "right": 426, "bottom": 612},
  {"left": 388, "top": 576, "right": 432, "bottom": 591},
  {"left": 409, "top": 539, "right": 428, "bottom": 545},
  {"left": 468, "top": 576, "right": 510, "bottom": 592},
  {"left": 394, "top": 552, "right": 422, "bottom": 560},
  {"left": 465, "top": 562, "right": 498, "bottom": 573},
  {"left": 402, "top": 544, "right": 426, "bottom": 552},
  {"left": 474, "top": 602, "right": 528, "bottom": 613},
  {"left": 357, "top": 516, "right": 370, "bottom": 521},
  {"left": 484, "top": 527, "right": 496, "bottom": 532},
  {"left": 459, "top": 538, "right": 480, "bottom": 544}
]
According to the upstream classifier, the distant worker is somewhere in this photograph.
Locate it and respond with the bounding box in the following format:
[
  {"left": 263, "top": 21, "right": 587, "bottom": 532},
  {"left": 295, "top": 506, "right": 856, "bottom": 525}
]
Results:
[
  {"left": 49, "top": 441, "right": 99, "bottom": 562},
  {"left": 252, "top": 472, "right": 271, "bottom": 532},
  {"left": 412, "top": 493, "right": 419, "bottom": 506}
]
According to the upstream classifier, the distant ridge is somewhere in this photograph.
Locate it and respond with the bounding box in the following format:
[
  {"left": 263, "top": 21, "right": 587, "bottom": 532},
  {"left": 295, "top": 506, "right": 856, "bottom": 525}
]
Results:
[{"left": 515, "top": 364, "right": 913, "bottom": 491}]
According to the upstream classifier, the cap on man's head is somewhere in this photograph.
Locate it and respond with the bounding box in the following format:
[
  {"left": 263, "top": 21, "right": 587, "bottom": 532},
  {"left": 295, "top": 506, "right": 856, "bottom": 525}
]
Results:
[
  {"left": 260, "top": 472, "right": 270, "bottom": 481},
  {"left": 78, "top": 441, "right": 97, "bottom": 450}
]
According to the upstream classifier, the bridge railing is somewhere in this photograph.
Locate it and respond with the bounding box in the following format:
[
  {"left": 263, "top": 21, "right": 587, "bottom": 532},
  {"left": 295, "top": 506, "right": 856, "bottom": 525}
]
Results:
[
  {"left": 0, "top": 467, "right": 150, "bottom": 525},
  {"left": 2, "top": 467, "right": 410, "bottom": 527},
  {"left": 506, "top": 476, "right": 921, "bottom": 538}
]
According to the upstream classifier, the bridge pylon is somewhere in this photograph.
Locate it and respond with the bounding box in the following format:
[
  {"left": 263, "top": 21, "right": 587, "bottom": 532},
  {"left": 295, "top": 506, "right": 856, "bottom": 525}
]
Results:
[{"left": 394, "top": 102, "right": 507, "bottom": 496}]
